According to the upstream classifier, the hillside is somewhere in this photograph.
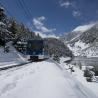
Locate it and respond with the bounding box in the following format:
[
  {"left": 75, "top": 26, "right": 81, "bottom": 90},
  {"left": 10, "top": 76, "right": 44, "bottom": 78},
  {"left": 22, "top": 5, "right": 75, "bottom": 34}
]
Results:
[
  {"left": 0, "top": 6, "right": 41, "bottom": 46},
  {"left": 61, "top": 23, "right": 98, "bottom": 57},
  {"left": 44, "top": 38, "right": 73, "bottom": 58}
]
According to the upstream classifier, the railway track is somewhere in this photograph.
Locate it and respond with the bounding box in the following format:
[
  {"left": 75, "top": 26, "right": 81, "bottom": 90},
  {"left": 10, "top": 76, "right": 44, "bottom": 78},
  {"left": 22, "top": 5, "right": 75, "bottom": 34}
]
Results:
[
  {"left": 0, "top": 58, "right": 48, "bottom": 71},
  {"left": 0, "top": 61, "right": 32, "bottom": 71}
]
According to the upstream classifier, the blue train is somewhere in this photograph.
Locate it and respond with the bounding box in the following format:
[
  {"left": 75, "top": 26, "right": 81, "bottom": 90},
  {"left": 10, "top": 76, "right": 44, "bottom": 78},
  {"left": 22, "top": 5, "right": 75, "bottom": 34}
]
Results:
[
  {"left": 16, "top": 40, "right": 48, "bottom": 61},
  {"left": 26, "top": 40, "right": 45, "bottom": 61}
]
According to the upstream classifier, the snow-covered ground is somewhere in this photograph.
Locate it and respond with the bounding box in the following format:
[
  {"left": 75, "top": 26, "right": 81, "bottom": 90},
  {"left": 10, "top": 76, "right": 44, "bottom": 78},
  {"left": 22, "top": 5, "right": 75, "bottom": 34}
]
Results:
[
  {"left": 72, "top": 66, "right": 98, "bottom": 97},
  {"left": 0, "top": 60, "right": 97, "bottom": 98},
  {"left": 60, "top": 58, "right": 98, "bottom": 97},
  {"left": 0, "top": 43, "right": 98, "bottom": 98}
]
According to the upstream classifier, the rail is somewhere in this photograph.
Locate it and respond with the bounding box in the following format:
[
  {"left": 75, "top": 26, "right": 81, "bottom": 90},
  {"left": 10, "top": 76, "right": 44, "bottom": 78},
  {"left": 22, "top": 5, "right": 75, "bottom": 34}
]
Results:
[{"left": 0, "top": 61, "right": 32, "bottom": 71}]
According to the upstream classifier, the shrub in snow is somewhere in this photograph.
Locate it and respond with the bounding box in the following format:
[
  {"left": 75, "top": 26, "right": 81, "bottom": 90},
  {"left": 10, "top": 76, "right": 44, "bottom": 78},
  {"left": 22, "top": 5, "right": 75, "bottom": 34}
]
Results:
[
  {"left": 4, "top": 46, "right": 9, "bottom": 53},
  {"left": 92, "top": 66, "right": 98, "bottom": 76},
  {"left": 0, "top": 38, "right": 5, "bottom": 46},
  {"left": 86, "top": 77, "right": 92, "bottom": 82},
  {"left": 79, "top": 63, "right": 82, "bottom": 70},
  {"left": 84, "top": 69, "right": 92, "bottom": 77},
  {"left": 53, "top": 55, "right": 60, "bottom": 63},
  {"left": 86, "top": 71, "right": 96, "bottom": 82},
  {"left": 68, "top": 65, "right": 75, "bottom": 74},
  {"left": 84, "top": 69, "right": 95, "bottom": 82},
  {"left": 95, "top": 70, "right": 98, "bottom": 76}
]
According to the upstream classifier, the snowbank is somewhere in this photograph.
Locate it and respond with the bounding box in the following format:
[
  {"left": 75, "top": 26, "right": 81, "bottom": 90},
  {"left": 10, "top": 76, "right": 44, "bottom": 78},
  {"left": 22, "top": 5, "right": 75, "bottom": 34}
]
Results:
[
  {"left": 60, "top": 58, "right": 98, "bottom": 97},
  {"left": 0, "top": 42, "right": 27, "bottom": 67}
]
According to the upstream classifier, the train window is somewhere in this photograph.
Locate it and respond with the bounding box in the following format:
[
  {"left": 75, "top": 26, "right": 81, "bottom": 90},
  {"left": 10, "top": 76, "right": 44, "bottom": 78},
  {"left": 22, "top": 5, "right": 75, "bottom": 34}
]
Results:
[{"left": 26, "top": 40, "right": 44, "bottom": 55}]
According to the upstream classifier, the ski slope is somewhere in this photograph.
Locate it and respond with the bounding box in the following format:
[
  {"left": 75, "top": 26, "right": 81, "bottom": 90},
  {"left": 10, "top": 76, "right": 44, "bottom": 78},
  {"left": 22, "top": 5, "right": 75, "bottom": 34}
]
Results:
[{"left": 0, "top": 61, "right": 97, "bottom": 98}]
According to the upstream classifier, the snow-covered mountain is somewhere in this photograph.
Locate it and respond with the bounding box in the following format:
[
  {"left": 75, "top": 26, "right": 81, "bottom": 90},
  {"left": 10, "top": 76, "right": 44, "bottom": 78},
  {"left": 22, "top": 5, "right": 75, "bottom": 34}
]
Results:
[
  {"left": 61, "top": 22, "right": 98, "bottom": 57},
  {"left": 61, "top": 23, "right": 95, "bottom": 43}
]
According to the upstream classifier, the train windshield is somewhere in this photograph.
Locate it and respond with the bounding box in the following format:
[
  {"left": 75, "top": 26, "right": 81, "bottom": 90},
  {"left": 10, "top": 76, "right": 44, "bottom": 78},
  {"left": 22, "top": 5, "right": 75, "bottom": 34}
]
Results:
[{"left": 27, "top": 40, "right": 44, "bottom": 55}]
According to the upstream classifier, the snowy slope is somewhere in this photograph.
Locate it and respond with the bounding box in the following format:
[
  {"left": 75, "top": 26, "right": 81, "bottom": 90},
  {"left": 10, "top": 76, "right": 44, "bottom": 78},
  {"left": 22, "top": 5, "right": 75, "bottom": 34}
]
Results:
[
  {"left": 73, "top": 23, "right": 95, "bottom": 32},
  {"left": 80, "top": 42, "right": 98, "bottom": 57},
  {"left": 0, "top": 61, "right": 97, "bottom": 98},
  {"left": 59, "top": 58, "right": 98, "bottom": 97},
  {"left": 72, "top": 66, "right": 98, "bottom": 97},
  {"left": 0, "top": 42, "right": 26, "bottom": 66},
  {"left": 68, "top": 40, "right": 89, "bottom": 56},
  {"left": 61, "top": 22, "right": 98, "bottom": 57},
  {"left": 67, "top": 40, "right": 98, "bottom": 57},
  {"left": 68, "top": 41, "right": 98, "bottom": 57}
]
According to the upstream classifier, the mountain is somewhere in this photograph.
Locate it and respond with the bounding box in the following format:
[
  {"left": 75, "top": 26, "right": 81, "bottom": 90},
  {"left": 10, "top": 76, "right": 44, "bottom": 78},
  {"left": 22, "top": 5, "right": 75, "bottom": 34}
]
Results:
[
  {"left": 61, "top": 31, "right": 83, "bottom": 44},
  {"left": 61, "top": 23, "right": 95, "bottom": 43},
  {"left": 60, "top": 22, "right": 98, "bottom": 57},
  {"left": 44, "top": 38, "right": 73, "bottom": 58}
]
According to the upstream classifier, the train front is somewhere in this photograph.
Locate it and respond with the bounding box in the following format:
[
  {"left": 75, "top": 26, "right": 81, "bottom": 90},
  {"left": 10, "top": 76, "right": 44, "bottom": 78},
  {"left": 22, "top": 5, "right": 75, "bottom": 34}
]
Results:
[{"left": 26, "top": 40, "right": 45, "bottom": 61}]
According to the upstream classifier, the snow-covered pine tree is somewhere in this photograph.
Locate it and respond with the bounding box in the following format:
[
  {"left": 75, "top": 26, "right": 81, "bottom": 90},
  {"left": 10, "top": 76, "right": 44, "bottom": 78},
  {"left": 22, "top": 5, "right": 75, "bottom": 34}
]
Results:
[
  {"left": 0, "top": 6, "right": 5, "bottom": 22},
  {"left": 9, "top": 20, "right": 18, "bottom": 38},
  {"left": 0, "top": 6, "right": 6, "bottom": 46},
  {"left": 53, "top": 54, "right": 60, "bottom": 63}
]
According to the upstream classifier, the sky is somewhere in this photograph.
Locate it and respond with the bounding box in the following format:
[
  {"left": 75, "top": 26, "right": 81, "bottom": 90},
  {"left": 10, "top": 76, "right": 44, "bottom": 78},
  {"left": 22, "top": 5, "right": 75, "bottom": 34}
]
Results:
[{"left": 0, "top": 0, "right": 98, "bottom": 37}]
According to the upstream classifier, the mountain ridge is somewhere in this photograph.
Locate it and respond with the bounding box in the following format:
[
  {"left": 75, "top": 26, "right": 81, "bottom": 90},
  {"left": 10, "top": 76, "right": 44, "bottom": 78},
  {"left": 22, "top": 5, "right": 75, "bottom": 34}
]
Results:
[{"left": 60, "top": 22, "right": 98, "bottom": 57}]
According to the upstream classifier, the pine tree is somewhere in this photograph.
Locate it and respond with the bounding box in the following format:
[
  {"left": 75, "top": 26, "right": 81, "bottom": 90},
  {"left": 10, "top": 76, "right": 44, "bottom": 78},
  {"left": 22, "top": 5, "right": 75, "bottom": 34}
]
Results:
[
  {"left": 0, "top": 6, "right": 6, "bottom": 24},
  {"left": 53, "top": 55, "right": 60, "bottom": 63},
  {"left": 36, "top": 33, "right": 41, "bottom": 39},
  {"left": 0, "top": 7, "right": 6, "bottom": 46},
  {"left": 0, "top": 7, "right": 5, "bottom": 21},
  {"left": 9, "top": 21, "right": 18, "bottom": 38}
]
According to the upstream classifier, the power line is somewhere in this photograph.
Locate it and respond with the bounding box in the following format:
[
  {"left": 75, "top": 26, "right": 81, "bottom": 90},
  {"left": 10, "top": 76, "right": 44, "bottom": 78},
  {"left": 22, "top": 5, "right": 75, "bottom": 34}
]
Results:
[
  {"left": 0, "top": 0, "right": 33, "bottom": 26},
  {"left": 17, "top": 0, "right": 32, "bottom": 20},
  {"left": 16, "top": 0, "right": 29, "bottom": 19},
  {"left": 0, "top": 0, "right": 33, "bottom": 20},
  {"left": 22, "top": 0, "right": 32, "bottom": 19},
  {"left": 0, "top": 0, "right": 30, "bottom": 20}
]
